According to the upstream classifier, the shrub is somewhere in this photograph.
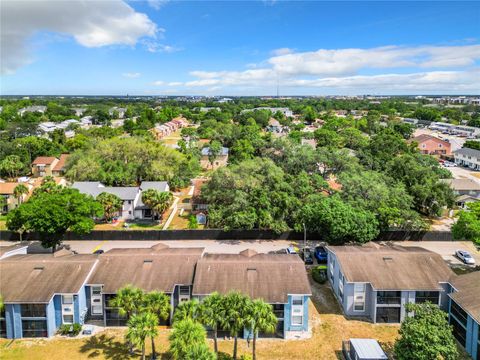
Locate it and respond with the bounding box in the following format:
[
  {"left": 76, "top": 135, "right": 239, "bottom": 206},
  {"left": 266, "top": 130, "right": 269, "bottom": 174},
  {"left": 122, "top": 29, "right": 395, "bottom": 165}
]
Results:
[
  {"left": 240, "top": 355, "right": 252, "bottom": 360},
  {"left": 71, "top": 323, "right": 82, "bottom": 336},
  {"left": 217, "top": 353, "right": 233, "bottom": 360},
  {"left": 312, "top": 265, "right": 327, "bottom": 284},
  {"left": 57, "top": 324, "right": 71, "bottom": 335},
  {"left": 188, "top": 215, "right": 199, "bottom": 229}
]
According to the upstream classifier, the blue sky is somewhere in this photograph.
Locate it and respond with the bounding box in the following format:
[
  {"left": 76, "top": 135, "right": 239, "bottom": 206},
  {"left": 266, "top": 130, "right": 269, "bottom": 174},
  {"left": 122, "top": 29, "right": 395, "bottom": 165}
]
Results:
[{"left": 1, "top": 1, "right": 479, "bottom": 95}]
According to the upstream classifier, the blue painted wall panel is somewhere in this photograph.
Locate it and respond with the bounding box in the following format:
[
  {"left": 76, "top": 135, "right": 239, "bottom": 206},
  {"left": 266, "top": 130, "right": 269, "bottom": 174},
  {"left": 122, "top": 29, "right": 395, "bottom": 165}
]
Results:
[
  {"left": 54, "top": 295, "right": 62, "bottom": 327},
  {"left": 46, "top": 299, "right": 56, "bottom": 337},
  {"left": 12, "top": 304, "right": 22, "bottom": 339},
  {"left": 77, "top": 286, "right": 87, "bottom": 324}
]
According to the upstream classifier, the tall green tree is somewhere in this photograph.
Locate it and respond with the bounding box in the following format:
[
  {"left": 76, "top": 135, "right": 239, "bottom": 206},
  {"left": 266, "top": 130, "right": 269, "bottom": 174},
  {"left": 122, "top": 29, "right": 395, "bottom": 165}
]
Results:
[
  {"left": 169, "top": 318, "right": 208, "bottom": 360},
  {"left": 141, "top": 189, "right": 173, "bottom": 220},
  {"left": 143, "top": 291, "right": 171, "bottom": 359},
  {"left": 394, "top": 303, "right": 458, "bottom": 360},
  {"left": 0, "top": 155, "right": 24, "bottom": 179},
  {"left": 452, "top": 201, "right": 480, "bottom": 246},
  {"left": 221, "top": 292, "right": 251, "bottom": 360},
  {"left": 206, "top": 140, "right": 222, "bottom": 168},
  {"left": 184, "top": 343, "right": 216, "bottom": 360},
  {"left": 13, "top": 184, "right": 29, "bottom": 205},
  {"left": 126, "top": 312, "right": 158, "bottom": 360},
  {"left": 173, "top": 299, "right": 200, "bottom": 323},
  {"left": 245, "top": 299, "right": 278, "bottom": 360},
  {"left": 198, "top": 292, "right": 224, "bottom": 354},
  {"left": 6, "top": 188, "right": 103, "bottom": 249},
  {"left": 96, "top": 192, "right": 123, "bottom": 222}
]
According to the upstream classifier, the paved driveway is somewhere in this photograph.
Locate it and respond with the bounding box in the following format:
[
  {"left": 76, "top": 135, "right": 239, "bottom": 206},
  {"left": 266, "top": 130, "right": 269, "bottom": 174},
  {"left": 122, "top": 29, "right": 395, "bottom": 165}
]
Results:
[
  {"left": 391, "top": 240, "right": 480, "bottom": 266},
  {"left": 61, "top": 239, "right": 294, "bottom": 255}
]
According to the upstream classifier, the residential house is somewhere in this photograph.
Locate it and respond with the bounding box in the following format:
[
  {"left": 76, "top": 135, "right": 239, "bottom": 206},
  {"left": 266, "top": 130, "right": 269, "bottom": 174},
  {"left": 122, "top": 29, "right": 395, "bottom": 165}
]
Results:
[
  {"left": 38, "top": 122, "right": 58, "bottom": 133},
  {"left": 192, "top": 249, "right": 312, "bottom": 339},
  {"left": 85, "top": 244, "right": 204, "bottom": 326},
  {"left": 0, "top": 182, "right": 31, "bottom": 213},
  {"left": 109, "top": 107, "right": 126, "bottom": 119},
  {"left": 51, "top": 154, "right": 69, "bottom": 177},
  {"left": 71, "top": 182, "right": 140, "bottom": 220},
  {"left": 326, "top": 243, "right": 454, "bottom": 323},
  {"left": 151, "top": 117, "right": 189, "bottom": 140},
  {"left": 18, "top": 106, "right": 47, "bottom": 116},
  {"left": 454, "top": 148, "right": 480, "bottom": 170},
  {"left": 31, "top": 157, "right": 59, "bottom": 177},
  {"left": 430, "top": 122, "right": 480, "bottom": 137},
  {"left": 409, "top": 134, "right": 451, "bottom": 156},
  {"left": 71, "top": 181, "right": 169, "bottom": 220},
  {"left": 241, "top": 107, "right": 293, "bottom": 117},
  {"left": 0, "top": 251, "right": 98, "bottom": 338},
  {"left": 80, "top": 116, "right": 93, "bottom": 129},
  {"left": 0, "top": 246, "right": 313, "bottom": 339},
  {"left": 200, "top": 146, "right": 229, "bottom": 169},
  {"left": 442, "top": 179, "right": 480, "bottom": 199},
  {"left": 448, "top": 271, "right": 480, "bottom": 360}
]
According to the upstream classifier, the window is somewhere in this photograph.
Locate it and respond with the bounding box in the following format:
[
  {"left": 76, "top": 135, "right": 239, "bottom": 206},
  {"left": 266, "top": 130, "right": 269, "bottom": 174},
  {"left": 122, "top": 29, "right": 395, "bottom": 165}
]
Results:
[
  {"left": 22, "top": 320, "right": 47, "bottom": 337},
  {"left": 415, "top": 291, "right": 439, "bottom": 304},
  {"left": 179, "top": 286, "right": 190, "bottom": 296},
  {"left": 338, "top": 273, "right": 344, "bottom": 301},
  {"left": 450, "top": 301, "right": 468, "bottom": 326},
  {"left": 128, "top": 200, "right": 132, "bottom": 204},
  {"left": 92, "top": 286, "right": 101, "bottom": 296},
  {"left": 377, "top": 291, "right": 401, "bottom": 305},
  {"left": 63, "top": 315, "right": 74, "bottom": 324},
  {"left": 0, "top": 308, "right": 6, "bottom": 338},
  {"left": 353, "top": 283, "right": 366, "bottom": 312},
  {"left": 105, "top": 309, "right": 128, "bottom": 327},
  {"left": 450, "top": 316, "right": 467, "bottom": 346},
  {"left": 376, "top": 307, "right": 401, "bottom": 323},
  {"left": 291, "top": 316, "right": 303, "bottom": 326},
  {"left": 21, "top": 304, "right": 46, "bottom": 318},
  {"left": 62, "top": 295, "right": 73, "bottom": 305},
  {"left": 291, "top": 296, "right": 304, "bottom": 327}
]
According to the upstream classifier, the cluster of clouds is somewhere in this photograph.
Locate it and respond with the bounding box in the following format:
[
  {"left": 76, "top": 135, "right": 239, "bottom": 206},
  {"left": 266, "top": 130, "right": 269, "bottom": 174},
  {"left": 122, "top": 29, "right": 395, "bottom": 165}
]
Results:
[
  {"left": 152, "top": 44, "right": 480, "bottom": 93},
  {"left": 1, "top": 0, "right": 174, "bottom": 74}
]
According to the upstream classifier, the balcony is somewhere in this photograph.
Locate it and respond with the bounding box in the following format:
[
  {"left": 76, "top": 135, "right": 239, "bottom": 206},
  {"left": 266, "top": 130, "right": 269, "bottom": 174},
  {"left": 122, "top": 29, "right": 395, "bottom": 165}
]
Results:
[{"left": 376, "top": 291, "right": 401, "bottom": 305}]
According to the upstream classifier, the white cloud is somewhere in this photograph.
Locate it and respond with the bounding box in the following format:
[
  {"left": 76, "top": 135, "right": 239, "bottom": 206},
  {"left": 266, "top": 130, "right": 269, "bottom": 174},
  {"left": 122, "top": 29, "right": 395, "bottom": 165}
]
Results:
[
  {"left": 147, "top": 0, "right": 169, "bottom": 10},
  {"left": 142, "top": 40, "right": 182, "bottom": 53},
  {"left": 151, "top": 80, "right": 166, "bottom": 86},
  {"left": 177, "top": 44, "right": 480, "bottom": 93},
  {"left": 1, "top": 0, "right": 158, "bottom": 74},
  {"left": 271, "top": 47, "right": 294, "bottom": 56},
  {"left": 122, "top": 72, "right": 141, "bottom": 78},
  {"left": 168, "top": 81, "right": 183, "bottom": 86}
]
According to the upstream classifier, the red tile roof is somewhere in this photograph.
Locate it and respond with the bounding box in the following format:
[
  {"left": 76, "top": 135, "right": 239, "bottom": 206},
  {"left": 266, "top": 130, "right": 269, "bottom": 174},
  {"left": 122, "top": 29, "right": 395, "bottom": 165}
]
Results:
[{"left": 32, "top": 156, "right": 57, "bottom": 165}]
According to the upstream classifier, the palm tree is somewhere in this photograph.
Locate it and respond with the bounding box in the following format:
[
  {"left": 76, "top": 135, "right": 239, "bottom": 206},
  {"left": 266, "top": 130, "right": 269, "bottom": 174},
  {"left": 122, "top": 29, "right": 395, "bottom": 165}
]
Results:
[
  {"left": 109, "top": 285, "right": 144, "bottom": 353},
  {"left": 169, "top": 318, "right": 207, "bottom": 360},
  {"left": 141, "top": 189, "right": 174, "bottom": 221},
  {"left": 198, "top": 292, "right": 224, "bottom": 354},
  {"left": 96, "top": 192, "right": 123, "bottom": 222},
  {"left": 126, "top": 312, "right": 158, "bottom": 360},
  {"left": 143, "top": 291, "right": 171, "bottom": 359},
  {"left": 245, "top": 299, "right": 278, "bottom": 360},
  {"left": 173, "top": 299, "right": 200, "bottom": 323},
  {"left": 13, "top": 184, "right": 28, "bottom": 205},
  {"left": 221, "top": 291, "right": 251, "bottom": 360},
  {"left": 184, "top": 343, "right": 216, "bottom": 360}
]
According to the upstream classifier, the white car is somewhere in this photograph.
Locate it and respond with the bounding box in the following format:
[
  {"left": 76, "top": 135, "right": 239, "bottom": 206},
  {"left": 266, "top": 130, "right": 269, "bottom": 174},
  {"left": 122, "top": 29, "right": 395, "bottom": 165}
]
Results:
[{"left": 455, "top": 250, "right": 475, "bottom": 265}]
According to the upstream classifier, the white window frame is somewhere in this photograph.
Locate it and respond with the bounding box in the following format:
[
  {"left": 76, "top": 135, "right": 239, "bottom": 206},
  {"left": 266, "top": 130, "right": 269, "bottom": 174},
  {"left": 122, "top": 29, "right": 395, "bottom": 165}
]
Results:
[
  {"left": 90, "top": 286, "right": 103, "bottom": 315},
  {"left": 61, "top": 295, "right": 75, "bottom": 324},
  {"left": 291, "top": 296, "right": 304, "bottom": 327},
  {"left": 353, "top": 283, "right": 366, "bottom": 312}
]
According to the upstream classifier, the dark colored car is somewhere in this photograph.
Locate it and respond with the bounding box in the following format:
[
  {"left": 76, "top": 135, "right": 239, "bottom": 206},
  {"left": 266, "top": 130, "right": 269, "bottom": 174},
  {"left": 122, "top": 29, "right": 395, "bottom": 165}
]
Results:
[
  {"left": 314, "top": 246, "right": 328, "bottom": 263},
  {"left": 302, "top": 247, "right": 314, "bottom": 265},
  {"left": 93, "top": 249, "right": 104, "bottom": 255}
]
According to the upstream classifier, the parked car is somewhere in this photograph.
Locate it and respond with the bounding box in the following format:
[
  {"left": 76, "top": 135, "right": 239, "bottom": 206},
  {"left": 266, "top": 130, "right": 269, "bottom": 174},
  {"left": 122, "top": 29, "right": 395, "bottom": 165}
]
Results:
[
  {"left": 455, "top": 250, "right": 475, "bottom": 265},
  {"left": 286, "top": 246, "right": 298, "bottom": 254},
  {"left": 302, "top": 247, "right": 314, "bottom": 265},
  {"left": 93, "top": 249, "right": 104, "bottom": 255},
  {"left": 314, "top": 246, "right": 328, "bottom": 263}
]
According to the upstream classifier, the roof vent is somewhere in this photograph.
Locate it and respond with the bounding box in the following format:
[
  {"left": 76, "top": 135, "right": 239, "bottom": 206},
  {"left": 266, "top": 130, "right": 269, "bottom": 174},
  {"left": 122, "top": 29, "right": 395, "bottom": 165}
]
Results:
[
  {"left": 383, "top": 257, "right": 393, "bottom": 261},
  {"left": 33, "top": 266, "right": 44, "bottom": 271},
  {"left": 144, "top": 259, "right": 153, "bottom": 263}
]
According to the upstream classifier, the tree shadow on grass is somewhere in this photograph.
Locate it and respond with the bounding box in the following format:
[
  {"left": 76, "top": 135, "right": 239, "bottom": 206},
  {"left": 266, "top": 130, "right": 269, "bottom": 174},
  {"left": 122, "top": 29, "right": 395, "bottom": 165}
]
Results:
[{"left": 79, "top": 334, "right": 131, "bottom": 359}]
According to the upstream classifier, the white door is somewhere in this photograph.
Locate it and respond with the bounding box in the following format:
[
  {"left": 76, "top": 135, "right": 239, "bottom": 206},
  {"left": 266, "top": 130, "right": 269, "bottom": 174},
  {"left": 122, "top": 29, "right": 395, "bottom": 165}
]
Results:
[
  {"left": 62, "top": 295, "right": 74, "bottom": 324},
  {"left": 90, "top": 286, "right": 103, "bottom": 315}
]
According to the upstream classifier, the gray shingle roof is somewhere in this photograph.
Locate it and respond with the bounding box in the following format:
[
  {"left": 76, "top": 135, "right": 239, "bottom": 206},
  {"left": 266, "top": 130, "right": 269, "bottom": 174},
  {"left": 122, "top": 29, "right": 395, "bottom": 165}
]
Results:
[
  {"left": 449, "top": 271, "right": 480, "bottom": 324},
  {"left": 201, "top": 147, "right": 229, "bottom": 156},
  {"left": 140, "top": 181, "right": 169, "bottom": 192},
  {"left": 327, "top": 243, "right": 453, "bottom": 291},
  {"left": 72, "top": 182, "right": 139, "bottom": 200},
  {"left": 453, "top": 147, "right": 480, "bottom": 157},
  {"left": 0, "top": 253, "right": 97, "bottom": 303},
  {"left": 192, "top": 250, "right": 311, "bottom": 303}
]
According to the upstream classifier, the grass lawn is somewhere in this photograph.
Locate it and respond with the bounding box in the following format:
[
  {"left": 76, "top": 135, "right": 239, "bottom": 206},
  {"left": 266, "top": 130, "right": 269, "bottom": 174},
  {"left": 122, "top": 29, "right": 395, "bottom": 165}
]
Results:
[{"left": 0, "top": 279, "right": 402, "bottom": 360}]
